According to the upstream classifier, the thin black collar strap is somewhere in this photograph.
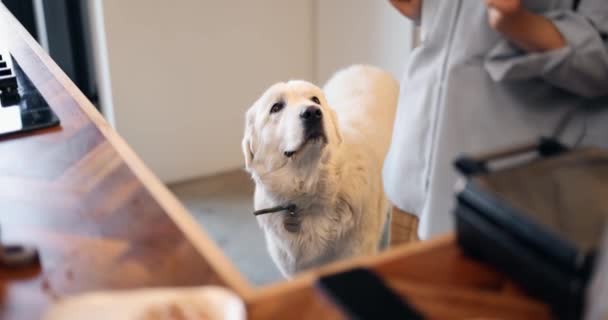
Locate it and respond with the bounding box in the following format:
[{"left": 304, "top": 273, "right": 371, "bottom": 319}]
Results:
[{"left": 253, "top": 204, "right": 297, "bottom": 216}]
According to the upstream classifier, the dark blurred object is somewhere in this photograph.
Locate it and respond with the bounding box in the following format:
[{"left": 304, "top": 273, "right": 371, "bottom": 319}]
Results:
[
  {"left": 1, "top": 0, "right": 38, "bottom": 39},
  {"left": 453, "top": 138, "right": 608, "bottom": 320},
  {"left": 584, "top": 225, "right": 608, "bottom": 320},
  {"left": 1, "top": 244, "right": 39, "bottom": 267},
  {"left": 3, "top": 0, "right": 98, "bottom": 106},
  {"left": 316, "top": 267, "right": 425, "bottom": 320},
  {"left": 0, "top": 225, "right": 39, "bottom": 268}
]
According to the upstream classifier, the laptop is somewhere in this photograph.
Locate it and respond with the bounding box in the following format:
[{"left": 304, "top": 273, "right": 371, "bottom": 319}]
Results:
[{"left": 0, "top": 50, "right": 59, "bottom": 138}]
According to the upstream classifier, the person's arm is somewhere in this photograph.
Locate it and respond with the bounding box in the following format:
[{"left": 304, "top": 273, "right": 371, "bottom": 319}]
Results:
[
  {"left": 486, "top": 0, "right": 566, "bottom": 52},
  {"left": 389, "top": 0, "right": 422, "bottom": 22},
  {"left": 483, "top": 0, "right": 608, "bottom": 98}
]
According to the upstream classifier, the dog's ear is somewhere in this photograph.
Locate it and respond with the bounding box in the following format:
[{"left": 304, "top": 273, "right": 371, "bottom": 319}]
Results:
[
  {"left": 242, "top": 108, "right": 256, "bottom": 171},
  {"left": 327, "top": 106, "right": 343, "bottom": 145}
]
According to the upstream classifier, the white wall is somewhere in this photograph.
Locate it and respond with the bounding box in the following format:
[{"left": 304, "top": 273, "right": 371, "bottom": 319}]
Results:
[
  {"left": 91, "top": 1, "right": 413, "bottom": 183},
  {"left": 315, "top": 0, "right": 413, "bottom": 84},
  {"left": 93, "top": 0, "right": 314, "bottom": 183}
]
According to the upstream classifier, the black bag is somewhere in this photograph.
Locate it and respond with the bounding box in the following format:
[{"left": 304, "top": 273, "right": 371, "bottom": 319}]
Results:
[{"left": 453, "top": 138, "right": 608, "bottom": 320}]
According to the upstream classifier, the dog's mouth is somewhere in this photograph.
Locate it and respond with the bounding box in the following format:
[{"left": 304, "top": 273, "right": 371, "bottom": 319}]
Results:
[{"left": 284, "top": 131, "right": 327, "bottom": 158}]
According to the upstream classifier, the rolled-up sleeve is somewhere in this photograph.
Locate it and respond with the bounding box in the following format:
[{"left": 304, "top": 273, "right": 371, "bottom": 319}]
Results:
[{"left": 484, "top": 2, "right": 608, "bottom": 98}]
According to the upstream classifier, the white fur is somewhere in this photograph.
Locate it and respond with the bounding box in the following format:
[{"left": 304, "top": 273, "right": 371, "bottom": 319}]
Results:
[{"left": 242, "top": 65, "right": 399, "bottom": 277}]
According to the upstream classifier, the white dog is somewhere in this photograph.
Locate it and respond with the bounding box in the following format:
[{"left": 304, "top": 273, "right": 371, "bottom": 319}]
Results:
[{"left": 242, "top": 65, "right": 399, "bottom": 277}]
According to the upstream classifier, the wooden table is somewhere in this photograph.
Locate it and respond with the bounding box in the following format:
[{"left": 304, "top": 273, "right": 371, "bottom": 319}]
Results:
[
  {"left": 0, "top": 4, "right": 552, "bottom": 320},
  {"left": 0, "top": 5, "right": 250, "bottom": 320},
  {"left": 248, "top": 235, "right": 552, "bottom": 319}
]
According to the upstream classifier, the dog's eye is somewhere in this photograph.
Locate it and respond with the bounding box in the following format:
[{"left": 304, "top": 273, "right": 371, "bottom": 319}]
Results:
[
  {"left": 270, "top": 102, "right": 284, "bottom": 114},
  {"left": 310, "top": 96, "right": 321, "bottom": 105}
]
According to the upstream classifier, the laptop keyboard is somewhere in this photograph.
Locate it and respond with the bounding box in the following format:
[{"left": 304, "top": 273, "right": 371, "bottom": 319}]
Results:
[{"left": 0, "top": 50, "right": 59, "bottom": 138}]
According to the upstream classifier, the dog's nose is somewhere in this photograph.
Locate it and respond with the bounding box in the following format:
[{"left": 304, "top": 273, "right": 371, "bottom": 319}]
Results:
[{"left": 300, "top": 106, "right": 322, "bottom": 121}]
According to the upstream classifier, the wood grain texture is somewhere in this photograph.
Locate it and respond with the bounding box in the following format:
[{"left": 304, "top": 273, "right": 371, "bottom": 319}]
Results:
[
  {"left": 390, "top": 207, "right": 420, "bottom": 245},
  {"left": 247, "top": 236, "right": 553, "bottom": 320},
  {"left": 0, "top": 4, "right": 251, "bottom": 320}
]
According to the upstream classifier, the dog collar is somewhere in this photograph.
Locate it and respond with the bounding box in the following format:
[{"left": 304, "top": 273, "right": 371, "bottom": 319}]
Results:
[{"left": 253, "top": 204, "right": 297, "bottom": 216}]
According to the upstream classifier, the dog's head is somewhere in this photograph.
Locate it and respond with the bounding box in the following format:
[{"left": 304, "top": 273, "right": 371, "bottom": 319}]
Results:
[{"left": 242, "top": 80, "right": 343, "bottom": 175}]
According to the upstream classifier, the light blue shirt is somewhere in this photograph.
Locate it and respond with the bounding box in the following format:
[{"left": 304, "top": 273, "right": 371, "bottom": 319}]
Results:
[{"left": 383, "top": 0, "right": 608, "bottom": 239}]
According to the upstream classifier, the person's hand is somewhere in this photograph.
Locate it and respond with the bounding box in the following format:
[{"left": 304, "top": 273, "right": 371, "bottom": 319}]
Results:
[
  {"left": 389, "top": 0, "right": 422, "bottom": 22},
  {"left": 485, "top": 0, "right": 524, "bottom": 30},
  {"left": 484, "top": 0, "right": 565, "bottom": 52}
]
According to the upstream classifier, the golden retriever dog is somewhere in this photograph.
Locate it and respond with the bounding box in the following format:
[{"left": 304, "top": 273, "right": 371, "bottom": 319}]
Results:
[{"left": 242, "top": 65, "right": 398, "bottom": 277}]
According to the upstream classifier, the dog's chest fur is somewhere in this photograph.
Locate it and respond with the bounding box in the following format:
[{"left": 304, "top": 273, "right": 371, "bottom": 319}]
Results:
[
  {"left": 253, "top": 153, "right": 373, "bottom": 276},
  {"left": 257, "top": 193, "right": 357, "bottom": 275}
]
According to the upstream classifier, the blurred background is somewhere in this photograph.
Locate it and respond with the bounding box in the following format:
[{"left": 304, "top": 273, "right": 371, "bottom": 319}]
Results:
[{"left": 3, "top": 0, "right": 415, "bottom": 285}]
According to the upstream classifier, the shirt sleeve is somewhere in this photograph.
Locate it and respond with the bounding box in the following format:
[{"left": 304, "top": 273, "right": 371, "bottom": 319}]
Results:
[{"left": 484, "top": 3, "right": 608, "bottom": 98}]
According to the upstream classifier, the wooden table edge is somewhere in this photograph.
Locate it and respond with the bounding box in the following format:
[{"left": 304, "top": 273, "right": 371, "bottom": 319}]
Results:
[
  {"left": 250, "top": 235, "right": 456, "bottom": 300},
  {"left": 246, "top": 235, "right": 553, "bottom": 319},
  {"left": 0, "top": 3, "right": 255, "bottom": 299}
]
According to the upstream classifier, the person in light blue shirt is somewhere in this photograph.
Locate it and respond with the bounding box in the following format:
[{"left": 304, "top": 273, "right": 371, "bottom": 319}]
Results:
[{"left": 385, "top": 0, "right": 608, "bottom": 240}]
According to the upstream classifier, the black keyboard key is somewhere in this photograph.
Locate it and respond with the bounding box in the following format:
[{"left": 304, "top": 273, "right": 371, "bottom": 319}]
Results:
[
  {"left": 0, "top": 68, "right": 12, "bottom": 76},
  {"left": 0, "top": 75, "right": 18, "bottom": 94},
  {"left": 0, "top": 92, "right": 19, "bottom": 106}
]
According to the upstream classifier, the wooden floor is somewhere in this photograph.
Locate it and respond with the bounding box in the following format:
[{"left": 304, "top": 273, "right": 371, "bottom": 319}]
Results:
[{"left": 390, "top": 207, "right": 420, "bottom": 245}]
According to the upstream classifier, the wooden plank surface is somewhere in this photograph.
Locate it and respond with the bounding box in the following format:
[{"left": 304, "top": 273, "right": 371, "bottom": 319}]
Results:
[
  {"left": 247, "top": 235, "right": 552, "bottom": 320},
  {"left": 390, "top": 207, "right": 420, "bottom": 245},
  {"left": 0, "top": 5, "right": 251, "bottom": 320}
]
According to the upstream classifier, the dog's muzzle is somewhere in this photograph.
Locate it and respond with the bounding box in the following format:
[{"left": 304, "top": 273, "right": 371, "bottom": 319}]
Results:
[
  {"left": 300, "top": 106, "right": 325, "bottom": 140},
  {"left": 284, "top": 106, "right": 327, "bottom": 158}
]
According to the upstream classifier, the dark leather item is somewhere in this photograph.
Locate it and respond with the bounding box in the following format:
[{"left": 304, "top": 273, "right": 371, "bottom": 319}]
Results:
[{"left": 453, "top": 139, "right": 608, "bottom": 320}]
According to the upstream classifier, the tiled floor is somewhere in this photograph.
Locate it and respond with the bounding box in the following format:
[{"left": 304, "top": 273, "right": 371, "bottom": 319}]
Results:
[
  {"left": 170, "top": 169, "right": 413, "bottom": 287},
  {"left": 169, "top": 170, "right": 283, "bottom": 286}
]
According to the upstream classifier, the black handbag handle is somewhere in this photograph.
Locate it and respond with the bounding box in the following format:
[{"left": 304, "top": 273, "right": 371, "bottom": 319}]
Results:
[{"left": 454, "top": 137, "right": 568, "bottom": 176}]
